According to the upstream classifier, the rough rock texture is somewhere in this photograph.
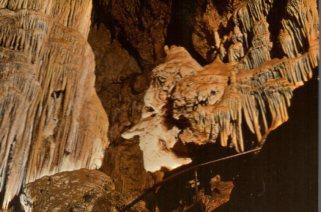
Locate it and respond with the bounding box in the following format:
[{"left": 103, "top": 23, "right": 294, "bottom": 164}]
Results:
[
  {"left": 0, "top": 0, "right": 317, "bottom": 210},
  {"left": 101, "top": 140, "right": 154, "bottom": 202},
  {"left": 20, "top": 169, "right": 125, "bottom": 212},
  {"left": 191, "top": 0, "right": 246, "bottom": 62},
  {"left": 197, "top": 176, "right": 234, "bottom": 211},
  {"left": 91, "top": 0, "right": 174, "bottom": 146},
  {"left": 89, "top": 1, "right": 174, "bottom": 202},
  {"left": 0, "top": 0, "right": 108, "bottom": 208},
  {"left": 122, "top": 0, "right": 319, "bottom": 172},
  {"left": 88, "top": 25, "right": 153, "bottom": 207},
  {"left": 88, "top": 25, "right": 143, "bottom": 145},
  {"left": 85, "top": 0, "right": 319, "bottom": 208},
  {"left": 94, "top": 0, "right": 172, "bottom": 70}
]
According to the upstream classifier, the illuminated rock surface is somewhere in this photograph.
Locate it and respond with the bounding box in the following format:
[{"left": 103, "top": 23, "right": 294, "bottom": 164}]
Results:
[
  {"left": 0, "top": 0, "right": 318, "bottom": 210},
  {"left": 20, "top": 169, "right": 124, "bottom": 212},
  {"left": 0, "top": 0, "right": 108, "bottom": 208},
  {"left": 122, "top": 0, "right": 318, "bottom": 172}
]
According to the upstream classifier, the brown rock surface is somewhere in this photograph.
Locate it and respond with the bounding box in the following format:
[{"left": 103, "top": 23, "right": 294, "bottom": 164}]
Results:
[
  {"left": 88, "top": 24, "right": 144, "bottom": 145},
  {"left": 102, "top": 140, "right": 153, "bottom": 198},
  {"left": 94, "top": 0, "right": 172, "bottom": 69},
  {"left": 20, "top": 169, "right": 125, "bottom": 212},
  {"left": 198, "top": 175, "right": 234, "bottom": 211},
  {"left": 89, "top": 25, "right": 153, "bottom": 204}
]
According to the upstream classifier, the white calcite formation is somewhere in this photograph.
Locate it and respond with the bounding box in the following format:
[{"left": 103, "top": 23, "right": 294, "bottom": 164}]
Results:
[
  {"left": 122, "top": 0, "right": 318, "bottom": 172},
  {"left": 122, "top": 47, "right": 203, "bottom": 172},
  {"left": 0, "top": 0, "right": 108, "bottom": 209}
]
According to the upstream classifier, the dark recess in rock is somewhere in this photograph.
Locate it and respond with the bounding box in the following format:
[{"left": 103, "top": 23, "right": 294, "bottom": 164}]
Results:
[
  {"left": 219, "top": 74, "right": 318, "bottom": 211},
  {"left": 165, "top": 0, "right": 208, "bottom": 65}
]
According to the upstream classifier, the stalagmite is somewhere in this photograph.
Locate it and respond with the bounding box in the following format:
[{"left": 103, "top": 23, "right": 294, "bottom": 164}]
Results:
[{"left": 0, "top": 0, "right": 108, "bottom": 208}]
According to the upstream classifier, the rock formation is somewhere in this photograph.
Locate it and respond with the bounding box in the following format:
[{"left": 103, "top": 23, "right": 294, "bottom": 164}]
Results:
[
  {"left": 198, "top": 175, "right": 234, "bottom": 211},
  {"left": 224, "top": 74, "right": 318, "bottom": 211},
  {"left": 122, "top": 0, "right": 319, "bottom": 172},
  {"left": 94, "top": 0, "right": 173, "bottom": 70},
  {"left": 0, "top": 0, "right": 108, "bottom": 208},
  {"left": 20, "top": 169, "right": 124, "bottom": 211},
  {"left": 0, "top": 0, "right": 318, "bottom": 210}
]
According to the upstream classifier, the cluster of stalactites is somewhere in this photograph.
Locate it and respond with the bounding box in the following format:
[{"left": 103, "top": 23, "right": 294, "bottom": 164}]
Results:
[
  {"left": 171, "top": 60, "right": 294, "bottom": 153},
  {"left": 123, "top": 0, "right": 319, "bottom": 172},
  {"left": 173, "top": 46, "right": 318, "bottom": 153},
  {"left": 0, "top": 0, "right": 108, "bottom": 209}
]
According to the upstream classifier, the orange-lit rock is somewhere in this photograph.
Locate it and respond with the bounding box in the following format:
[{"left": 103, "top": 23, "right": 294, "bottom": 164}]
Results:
[
  {"left": 0, "top": 0, "right": 108, "bottom": 208},
  {"left": 0, "top": 0, "right": 318, "bottom": 209},
  {"left": 122, "top": 0, "right": 318, "bottom": 172}
]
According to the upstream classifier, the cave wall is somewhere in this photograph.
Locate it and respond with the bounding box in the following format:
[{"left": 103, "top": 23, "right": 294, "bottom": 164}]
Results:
[
  {"left": 92, "top": 0, "right": 318, "bottom": 150},
  {"left": 90, "top": 0, "right": 318, "bottom": 208},
  {"left": 0, "top": 0, "right": 318, "bottom": 210}
]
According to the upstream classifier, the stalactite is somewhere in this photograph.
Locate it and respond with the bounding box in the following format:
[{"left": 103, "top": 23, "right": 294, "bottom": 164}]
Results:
[{"left": 122, "top": 0, "right": 318, "bottom": 173}]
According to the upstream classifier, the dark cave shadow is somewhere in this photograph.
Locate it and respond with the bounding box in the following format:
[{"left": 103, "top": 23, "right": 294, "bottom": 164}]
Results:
[
  {"left": 151, "top": 143, "right": 255, "bottom": 211},
  {"left": 150, "top": 74, "right": 318, "bottom": 212},
  {"left": 165, "top": 0, "right": 208, "bottom": 66},
  {"left": 217, "top": 75, "right": 318, "bottom": 212}
]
